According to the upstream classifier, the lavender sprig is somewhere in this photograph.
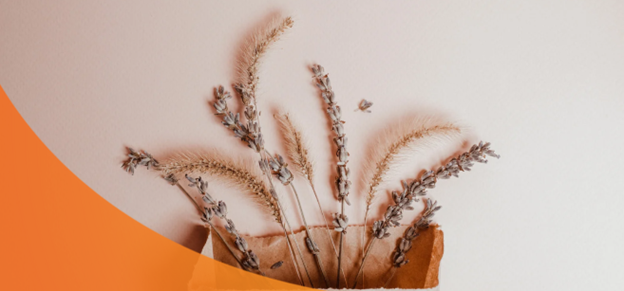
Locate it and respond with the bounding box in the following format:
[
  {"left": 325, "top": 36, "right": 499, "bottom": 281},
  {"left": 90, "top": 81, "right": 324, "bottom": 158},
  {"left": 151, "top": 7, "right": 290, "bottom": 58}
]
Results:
[
  {"left": 383, "top": 199, "right": 441, "bottom": 288},
  {"left": 355, "top": 99, "right": 373, "bottom": 113},
  {"left": 214, "top": 86, "right": 264, "bottom": 152},
  {"left": 391, "top": 199, "right": 440, "bottom": 268},
  {"left": 352, "top": 180, "right": 421, "bottom": 288},
  {"left": 266, "top": 153, "right": 294, "bottom": 186},
  {"left": 312, "top": 64, "right": 351, "bottom": 288},
  {"left": 159, "top": 173, "right": 247, "bottom": 271},
  {"left": 186, "top": 175, "right": 261, "bottom": 273},
  {"left": 121, "top": 148, "right": 159, "bottom": 175},
  {"left": 352, "top": 141, "right": 499, "bottom": 287}
]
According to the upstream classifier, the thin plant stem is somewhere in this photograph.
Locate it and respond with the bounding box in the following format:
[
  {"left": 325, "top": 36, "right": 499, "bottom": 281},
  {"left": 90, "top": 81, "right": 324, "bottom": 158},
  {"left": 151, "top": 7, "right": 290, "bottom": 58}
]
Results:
[
  {"left": 274, "top": 111, "right": 344, "bottom": 282},
  {"left": 310, "top": 64, "right": 351, "bottom": 289},
  {"left": 290, "top": 183, "right": 330, "bottom": 287},
  {"left": 263, "top": 148, "right": 331, "bottom": 287},
  {"left": 308, "top": 183, "right": 348, "bottom": 284},
  {"left": 279, "top": 220, "right": 305, "bottom": 286},
  {"left": 383, "top": 267, "right": 398, "bottom": 288},
  {"left": 259, "top": 151, "right": 314, "bottom": 288},
  {"left": 336, "top": 200, "right": 345, "bottom": 288},
  {"left": 205, "top": 220, "right": 245, "bottom": 269},
  {"left": 352, "top": 237, "right": 378, "bottom": 289},
  {"left": 176, "top": 182, "right": 201, "bottom": 210},
  {"left": 361, "top": 209, "right": 370, "bottom": 286}
]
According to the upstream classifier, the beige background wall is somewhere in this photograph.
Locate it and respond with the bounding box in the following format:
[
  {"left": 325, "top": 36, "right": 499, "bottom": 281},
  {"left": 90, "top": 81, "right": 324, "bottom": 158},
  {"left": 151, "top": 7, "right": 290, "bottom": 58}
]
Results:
[{"left": 2, "top": 1, "right": 623, "bottom": 290}]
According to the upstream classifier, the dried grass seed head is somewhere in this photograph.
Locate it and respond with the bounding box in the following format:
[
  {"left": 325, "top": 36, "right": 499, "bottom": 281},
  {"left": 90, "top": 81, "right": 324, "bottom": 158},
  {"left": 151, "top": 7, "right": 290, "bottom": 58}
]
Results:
[
  {"left": 274, "top": 112, "right": 315, "bottom": 182},
  {"left": 239, "top": 16, "right": 294, "bottom": 93},
  {"left": 161, "top": 153, "right": 282, "bottom": 223}
]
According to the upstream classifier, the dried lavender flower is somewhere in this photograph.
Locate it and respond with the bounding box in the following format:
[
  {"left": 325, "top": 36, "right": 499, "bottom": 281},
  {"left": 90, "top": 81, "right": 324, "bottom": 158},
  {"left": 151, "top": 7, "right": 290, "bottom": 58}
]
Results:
[
  {"left": 355, "top": 99, "right": 373, "bottom": 113},
  {"left": 266, "top": 154, "right": 294, "bottom": 186},
  {"left": 312, "top": 64, "right": 352, "bottom": 207},
  {"left": 163, "top": 173, "right": 178, "bottom": 185},
  {"left": 372, "top": 181, "right": 417, "bottom": 240},
  {"left": 161, "top": 173, "right": 246, "bottom": 272},
  {"left": 362, "top": 122, "right": 461, "bottom": 251},
  {"left": 332, "top": 213, "right": 349, "bottom": 233},
  {"left": 270, "top": 261, "right": 284, "bottom": 270},
  {"left": 201, "top": 207, "right": 213, "bottom": 223},
  {"left": 121, "top": 148, "right": 159, "bottom": 175},
  {"left": 305, "top": 237, "right": 320, "bottom": 254},
  {"left": 383, "top": 199, "right": 441, "bottom": 287},
  {"left": 312, "top": 63, "right": 351, "bottom": 288},
  {"left": 187, "top": 174, "right": 261, "bottom": 273},
  {"left": 213, "top": 86, "right": 263, "bottom": 152},
  {"left": 354, "top": 142, "right": 499, "bottom": 287},
  {"left": 391, "top": 199, "right": 441, "bottom": 268}
]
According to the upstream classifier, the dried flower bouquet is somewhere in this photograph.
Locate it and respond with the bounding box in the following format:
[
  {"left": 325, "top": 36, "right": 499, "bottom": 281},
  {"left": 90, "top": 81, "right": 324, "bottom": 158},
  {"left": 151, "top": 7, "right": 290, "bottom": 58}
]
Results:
[{"left": 121, "top": 15, "right": 499, "bottom": 289}]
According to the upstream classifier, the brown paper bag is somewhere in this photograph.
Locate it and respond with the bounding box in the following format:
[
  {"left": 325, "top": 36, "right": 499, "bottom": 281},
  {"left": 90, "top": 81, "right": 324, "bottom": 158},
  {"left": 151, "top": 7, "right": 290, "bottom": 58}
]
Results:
[{"left": 192, "top": 225, "right": 443, "bottom": 290}]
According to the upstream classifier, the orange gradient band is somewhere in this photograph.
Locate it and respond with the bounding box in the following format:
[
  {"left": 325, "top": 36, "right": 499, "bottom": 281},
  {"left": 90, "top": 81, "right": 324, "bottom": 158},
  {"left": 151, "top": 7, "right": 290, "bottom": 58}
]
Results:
[{"left": 0, "top": 85, "right": 306, "bottom": 290}]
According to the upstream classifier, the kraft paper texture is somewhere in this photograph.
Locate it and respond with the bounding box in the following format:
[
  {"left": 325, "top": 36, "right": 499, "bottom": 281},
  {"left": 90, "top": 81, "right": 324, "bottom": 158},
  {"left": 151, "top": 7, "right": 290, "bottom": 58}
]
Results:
[{"left": 197, "top": 225, "right": 443, "bottom": 290}]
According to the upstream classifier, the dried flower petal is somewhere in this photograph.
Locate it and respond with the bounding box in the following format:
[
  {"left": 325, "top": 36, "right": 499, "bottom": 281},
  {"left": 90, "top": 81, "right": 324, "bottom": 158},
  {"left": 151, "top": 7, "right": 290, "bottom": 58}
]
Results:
[
  {"left": 270, "top": 261, "right": 284, "bottom": 270},
  {"left": 356, "top": 99, "right": 373, "bottom": 113}
]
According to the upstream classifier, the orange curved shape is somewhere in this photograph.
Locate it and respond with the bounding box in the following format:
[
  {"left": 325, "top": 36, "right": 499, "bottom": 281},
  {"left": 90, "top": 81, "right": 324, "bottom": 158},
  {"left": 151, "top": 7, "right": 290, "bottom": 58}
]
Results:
[{"left": 0, "top": 85, "right": 306, "bottom": 290}]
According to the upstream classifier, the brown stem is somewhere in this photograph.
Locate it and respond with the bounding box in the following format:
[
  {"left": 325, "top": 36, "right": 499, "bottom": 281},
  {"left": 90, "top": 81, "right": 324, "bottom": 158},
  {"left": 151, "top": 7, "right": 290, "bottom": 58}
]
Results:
[
  {"left": 205, "top": 220, "right": 246, "bottom": 269},
  {"left": 174, "top": 182, "right": 246, "bottom": 270},
  {"left": 290, "top": 183, "right": 330, "bottom": 287},
  {"left": 336, "top": 200, "right": 345, "bottom": 288},
  {"left": 258, "top": 151, "right": 314, "bottom": 287},
  {"left": 361, "top": 206, "right": 370, "bottom": 286},
  {"left": 274, "top": 189, "right": 315, "bottom": 288},
  {"left": 279, "top": 220, "right": 305, "bottom": 286},
  {"left": 309, "top": 184, "right": 348, "bottom": 284},
  {"left": 383, "top": 267, "right": 398, "bottom": 288},
  {"left": 176, "top": 182, "right": 202, "bottom": 210},
  {"left": 352, "top": 237, "right": 378, "bottom": 289}
]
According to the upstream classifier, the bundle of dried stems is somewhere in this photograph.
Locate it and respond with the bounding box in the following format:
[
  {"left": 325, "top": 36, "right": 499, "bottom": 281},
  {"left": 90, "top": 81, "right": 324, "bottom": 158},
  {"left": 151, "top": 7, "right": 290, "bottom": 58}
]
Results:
[{"left": 120, "top": 15, "right": 501, "bottom": 289}]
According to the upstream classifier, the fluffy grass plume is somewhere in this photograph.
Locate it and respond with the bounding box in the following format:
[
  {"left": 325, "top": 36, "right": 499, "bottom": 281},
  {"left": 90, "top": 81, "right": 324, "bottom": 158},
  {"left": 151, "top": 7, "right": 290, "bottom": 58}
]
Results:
[
  {"left": 274, "top": 112, "right": 314, "bottom": 183},
  {"left": 239, "top": 16, "right": 294, "bottom": 93},
  {"left": 161, "top": 153, "right": 282, "bottom": 223}
]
